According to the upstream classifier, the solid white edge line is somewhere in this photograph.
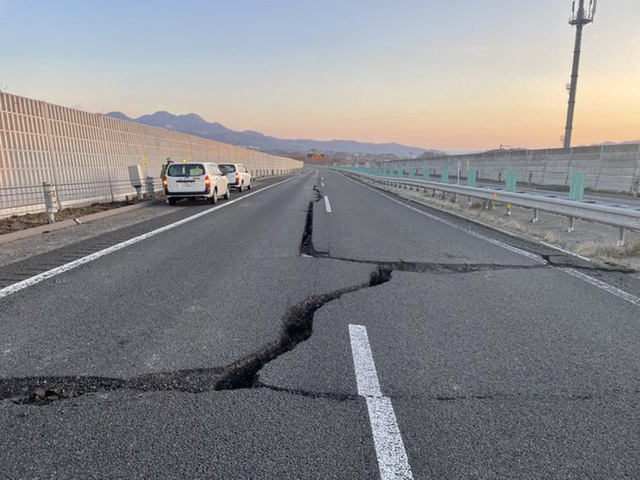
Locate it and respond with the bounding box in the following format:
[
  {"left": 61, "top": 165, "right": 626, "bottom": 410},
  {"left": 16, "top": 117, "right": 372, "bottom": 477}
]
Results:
[
  {"left": 560, "top": 268, "right": 640, "bottom": 307},
  {"left": 349, "top": 324, "right": 414, "bottom": 480},
  {"left": 341, "top": 173, "right": 640, "bottom": 310},
  {"left": 324, "top": 195, "right": 332, "bottom": 213},
  {"left": 341, "top": 173, "right": 544, "bottom": 264},
  {"left": 0, "top": 177, "right": 293, "bottom": 300}
]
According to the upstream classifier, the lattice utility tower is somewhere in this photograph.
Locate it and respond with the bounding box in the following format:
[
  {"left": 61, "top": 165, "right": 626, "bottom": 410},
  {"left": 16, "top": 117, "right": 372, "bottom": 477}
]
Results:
[{"left": 563, "top": 0, "right": 597, "bottom": 149}]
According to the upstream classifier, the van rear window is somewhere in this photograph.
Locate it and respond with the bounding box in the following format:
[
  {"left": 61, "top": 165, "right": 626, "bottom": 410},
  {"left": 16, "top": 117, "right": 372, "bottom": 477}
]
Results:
[
  {"left": 168, "top": 164, "right": 205, "bottom": 177},
  {"left": 219, "top": 164, "right": 235, "bottom": 174}
]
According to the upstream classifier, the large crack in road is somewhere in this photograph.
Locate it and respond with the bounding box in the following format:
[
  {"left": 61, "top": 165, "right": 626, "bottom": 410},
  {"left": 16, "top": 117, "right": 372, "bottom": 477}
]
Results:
[
  {"left": 215, "top": 265, "right": 392, "bottom": 390},
  {"left": 1, "top": 181, "right": 629, "bottom": 406}
]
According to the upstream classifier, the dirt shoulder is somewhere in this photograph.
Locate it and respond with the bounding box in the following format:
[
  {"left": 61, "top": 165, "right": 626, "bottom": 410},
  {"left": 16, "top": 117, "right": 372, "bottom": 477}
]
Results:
[{"left": 0, "top": 200, "right": 152, "bottom": 235}]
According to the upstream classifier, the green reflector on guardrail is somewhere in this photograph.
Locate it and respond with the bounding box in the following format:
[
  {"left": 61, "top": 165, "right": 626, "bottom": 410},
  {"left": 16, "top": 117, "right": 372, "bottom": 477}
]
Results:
[
  {"left": 505, "top": 170, "right": 517, "bottom": 192},
  {"left": 467, "top": 168, "right": 477, "bottom": 187},
  {"left": 570, "top": 172, "right": 585, "bottom": 201},
  {"left": 441, "top": 168, "right": 449, "bottom": 184}
]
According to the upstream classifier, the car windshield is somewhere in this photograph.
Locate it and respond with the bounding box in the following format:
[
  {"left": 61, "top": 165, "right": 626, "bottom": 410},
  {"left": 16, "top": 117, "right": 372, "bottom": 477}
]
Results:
[{"left": 168, "top": 164, "right": 204, "bottom": 177}]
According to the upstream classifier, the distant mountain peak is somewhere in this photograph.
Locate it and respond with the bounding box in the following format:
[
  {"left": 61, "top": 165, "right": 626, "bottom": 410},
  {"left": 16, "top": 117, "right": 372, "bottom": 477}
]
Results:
[
  {"left": 105, "top": 110, "right": 437, "bottom": 157},
  {"left": 105, "top": 111, "right": 132, "bottom": 121}
]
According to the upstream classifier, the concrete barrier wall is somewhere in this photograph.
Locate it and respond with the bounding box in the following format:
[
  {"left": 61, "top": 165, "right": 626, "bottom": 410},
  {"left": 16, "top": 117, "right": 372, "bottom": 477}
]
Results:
[
  {"left": 385, "top": 144, "right": 640, "bottom": 194},
  {"left": 0, "top": 92, "right": 302, "bottom": 217}
]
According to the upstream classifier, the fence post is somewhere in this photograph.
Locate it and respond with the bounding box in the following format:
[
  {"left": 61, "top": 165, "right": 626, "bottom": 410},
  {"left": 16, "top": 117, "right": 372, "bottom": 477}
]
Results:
[
  {"left": 594, "top": 145, "right": 605, "bottom": 191},
  {"left": 42, "top": 102, "right": 63, "bottom": 208},
  {"left": 146, "top": 176, "right": 155, "bottom": 198},
  {"left": 42, "top": 181, "right": 58, "bottom": 223},
  {"left": 632, "top": 144, "right": 640, "bottom": 195}
]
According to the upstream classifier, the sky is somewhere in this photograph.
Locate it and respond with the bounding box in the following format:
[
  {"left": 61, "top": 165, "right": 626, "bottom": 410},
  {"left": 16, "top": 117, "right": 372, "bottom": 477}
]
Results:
[{"left": 1, "top": 0, "right": 639, "bottom": 152}]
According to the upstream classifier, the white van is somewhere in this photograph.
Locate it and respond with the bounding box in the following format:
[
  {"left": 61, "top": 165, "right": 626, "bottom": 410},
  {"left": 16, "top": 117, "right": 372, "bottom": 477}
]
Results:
[
  {"left": 219, "top": 163, "right": 252, "bottom": 192},
  {"left": 163, "top": 162, "right": 230, "bottom": 205}
]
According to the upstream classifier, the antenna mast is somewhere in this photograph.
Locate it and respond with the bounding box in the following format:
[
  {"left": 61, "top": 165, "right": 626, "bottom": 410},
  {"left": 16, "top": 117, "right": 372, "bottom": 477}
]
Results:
[{"left": 563, "top": 0, "right": 596, "bottom": 149}]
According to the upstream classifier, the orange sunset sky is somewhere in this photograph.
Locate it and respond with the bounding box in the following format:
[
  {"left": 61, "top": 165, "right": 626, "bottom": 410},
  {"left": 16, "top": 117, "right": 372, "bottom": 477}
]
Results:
[{"left": 1, "top": 0, "right": 638, "bottom": 152}]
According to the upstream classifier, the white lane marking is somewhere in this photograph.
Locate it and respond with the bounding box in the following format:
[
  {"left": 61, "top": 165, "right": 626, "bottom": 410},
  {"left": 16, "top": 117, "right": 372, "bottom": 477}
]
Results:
[
  {"left": 0, "top": 178, "right": 293, "bottom": 300},
  {"left": 343, "top": 174, "right": 640, "bottom": 310},
  {"left": 349, "top": 324, "right": 382, "bottom": 397},
  {"left": 560, "top": 268, "right": 640, "bottom": 307},
  {"left": 324, "top": 195, "right": 332, "bottom": 213},
  {"left": 349, "top": 325, "right": 413, "bottom": 480},
  {"left": 322, "top": 182, "right": 325, "bottom": 187},
  {"left": 342, "top": 174, "right": 543, "bottom": 264}
]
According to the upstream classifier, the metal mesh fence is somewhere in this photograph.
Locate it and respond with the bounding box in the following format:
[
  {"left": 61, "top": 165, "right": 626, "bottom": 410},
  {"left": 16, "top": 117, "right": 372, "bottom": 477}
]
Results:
[
  {"left": 382, "top": 143, "right": 640, "bottom": 194},
  {"left": 0, "top": 92, "right": 303, "bottom": 218}
]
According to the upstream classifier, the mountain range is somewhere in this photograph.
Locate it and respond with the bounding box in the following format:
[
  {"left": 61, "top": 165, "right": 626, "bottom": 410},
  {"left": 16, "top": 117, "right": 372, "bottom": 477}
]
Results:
[{"left": 106, "top": 111, "right": 438, "bottom": 157}]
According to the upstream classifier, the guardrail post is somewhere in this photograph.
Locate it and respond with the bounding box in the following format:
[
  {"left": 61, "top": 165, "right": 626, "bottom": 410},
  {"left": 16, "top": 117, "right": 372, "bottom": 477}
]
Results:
[
  {"left": 42, "top": 181, "right": 59, "bottom": 224},
  {"left": 567, "top": 216, "right": 575, "bottom": 233},
  {"left": 618, "top": 226, "right": 626, "bottom": 247},
  {"left": 532, "top": 208, "right": 539, "bottom": 223}
]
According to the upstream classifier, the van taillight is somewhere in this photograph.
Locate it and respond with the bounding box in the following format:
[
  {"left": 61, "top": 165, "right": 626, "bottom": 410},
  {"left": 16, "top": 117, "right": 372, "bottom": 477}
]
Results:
[
  {"left": 235, "top": 172, "right": 240, "bottom": 182},
  {"left": 205, "top": 175, "right": 211, "bottom": 187}
]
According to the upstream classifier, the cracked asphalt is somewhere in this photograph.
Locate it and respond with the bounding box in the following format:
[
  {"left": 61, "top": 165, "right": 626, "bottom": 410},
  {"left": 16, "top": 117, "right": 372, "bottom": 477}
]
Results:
[{"left": 1, "top": 169, "right": 640, "bottom": 479}]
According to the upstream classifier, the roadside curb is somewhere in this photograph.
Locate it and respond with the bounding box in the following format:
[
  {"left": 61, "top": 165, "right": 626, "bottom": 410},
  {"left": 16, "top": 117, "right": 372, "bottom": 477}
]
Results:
[{"left": 0, "top": 200, "right": 161, "bottom": 246}]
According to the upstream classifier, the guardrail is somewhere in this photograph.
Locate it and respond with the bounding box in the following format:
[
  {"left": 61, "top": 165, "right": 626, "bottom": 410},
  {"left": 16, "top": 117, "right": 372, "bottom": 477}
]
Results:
[{"left": 337, "top": 168, "right": 640, "bottom": 246}]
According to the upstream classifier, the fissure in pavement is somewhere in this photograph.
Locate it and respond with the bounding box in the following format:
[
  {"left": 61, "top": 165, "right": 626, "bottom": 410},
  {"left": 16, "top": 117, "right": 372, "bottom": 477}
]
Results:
[
  {"left": 0, "top": 367, "right": 225, "bottom": 405},
  {"left": 215, "top": 265, "right": 392, "bottom": 390},
  {"left": 300, "top": 186, "right": 325, "bottom": 257}
]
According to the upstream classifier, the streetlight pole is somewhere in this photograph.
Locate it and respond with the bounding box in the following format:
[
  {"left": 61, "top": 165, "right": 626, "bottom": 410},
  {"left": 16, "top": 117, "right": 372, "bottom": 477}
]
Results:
[{"left": 563, "top": 0, "right": 596, "bottom": 149}]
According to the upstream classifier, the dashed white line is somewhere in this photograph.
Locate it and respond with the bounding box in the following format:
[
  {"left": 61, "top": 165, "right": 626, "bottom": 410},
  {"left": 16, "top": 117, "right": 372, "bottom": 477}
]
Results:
[
  {"left": 349, "top": 324, "right": 413, "bottom": 480},
  {"left": 324, "top": 195, "right": 332, "bottom": 213},
  {"left": 0, "top": 178, "right": 293, "bottom": 300}
]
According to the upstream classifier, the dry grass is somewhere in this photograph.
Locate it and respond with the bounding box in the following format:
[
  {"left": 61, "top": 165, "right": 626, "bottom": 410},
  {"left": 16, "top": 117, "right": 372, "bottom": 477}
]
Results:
[
  {"left": 0, "top": 200, "right": 135, "bottom": 235},
  {"left": 543, "top": 232, "right": 561, "bottom": 243},
  {"left": 575, "top": 241, "right": 640, "bottom": 259},
  {"left": 571, "top": 241, "right": 640, "bottom": 270}
]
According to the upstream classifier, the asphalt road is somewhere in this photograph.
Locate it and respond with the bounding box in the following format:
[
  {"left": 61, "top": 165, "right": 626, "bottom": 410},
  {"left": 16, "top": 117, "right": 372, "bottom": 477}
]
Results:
[{"left": 1, "top": 169, "right": 639, "bottom": 479}]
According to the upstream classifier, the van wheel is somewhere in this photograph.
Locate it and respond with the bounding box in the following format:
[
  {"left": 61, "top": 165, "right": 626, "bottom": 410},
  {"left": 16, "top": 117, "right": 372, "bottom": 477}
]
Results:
[
  {"left": 210, "top": 188, "right": 218, "bottom": 204},
  {"left": 169, "top": 198, "right": 177, "bottom": 206},
  {"left": 238, "top": 182, "right": 243, "bottom": 193},
  {"left": 224, "top": 186, "right": 231, "bottom": 200},
  {"left": 247, "top": 182, "right": 252, "bottom": 190}
]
